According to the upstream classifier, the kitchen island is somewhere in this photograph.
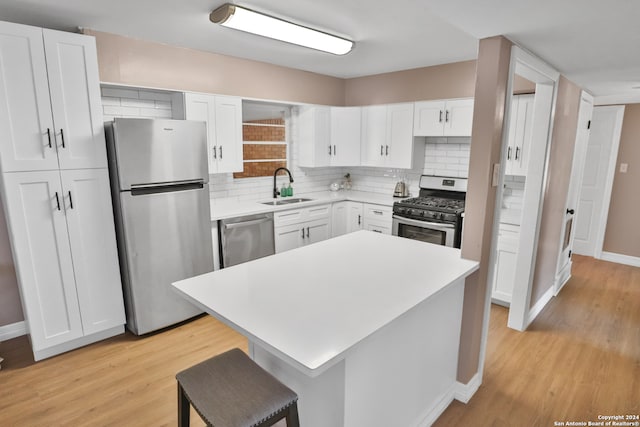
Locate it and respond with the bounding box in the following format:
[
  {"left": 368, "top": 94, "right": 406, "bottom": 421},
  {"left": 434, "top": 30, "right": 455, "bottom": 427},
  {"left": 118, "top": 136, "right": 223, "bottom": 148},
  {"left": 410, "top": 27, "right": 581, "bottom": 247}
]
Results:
[{"left": 173, "top": 231, "right": 478, "bottom": 427}]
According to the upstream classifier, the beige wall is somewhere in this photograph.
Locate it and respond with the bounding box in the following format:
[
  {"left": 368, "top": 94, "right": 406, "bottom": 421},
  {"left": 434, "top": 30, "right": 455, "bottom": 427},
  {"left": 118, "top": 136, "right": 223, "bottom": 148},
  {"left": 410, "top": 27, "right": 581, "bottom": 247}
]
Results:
[
  {"left": 84, "top": 30, "right": 346, "bottom": 106},
  {"left": 603, "top": 103, "right": 640, "bottom": 257},
  {"left": 458, "top": 36, "right": 513, "bottom": 383},
  {"left": 344, "top": 61, "right": 477, "bottom": 105},
  {"left": 529, "top": 76, "right": 582, "bottom": 307},
  {"left": 0, "top": 198, "right": 23, "bottom": 326}
]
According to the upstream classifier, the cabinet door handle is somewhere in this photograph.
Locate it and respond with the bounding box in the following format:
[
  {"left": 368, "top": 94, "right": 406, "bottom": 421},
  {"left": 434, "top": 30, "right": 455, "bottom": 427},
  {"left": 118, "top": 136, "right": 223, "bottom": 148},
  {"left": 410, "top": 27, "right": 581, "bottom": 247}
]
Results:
[
  {"left": 445, "top": 110, "right": 450, "bottom": 123},
  {"left": 385, "top": 145, "right": 389, "bottom": 156},
  {"left": 373, "top": 210, "right": 383, "bottom": 215},
  {"left": 358, "top": 214, "right": 361, "bottom": 225},
  {"left": 55, "top": 192, "right": 61, "bottom": 211},
  {"left": 306, "top": 227, "right": 310, "bottom": 238},
  {"left": 328, "top": 145, "right": 332, "bottom": 155},
  {"left": 567, "top": 208, "right": 575, "bottom": 215},
  {"left": 380, "top": 145, "right": 384, "bottom": 156},
  {"left": 333, "top": 145, "right": 336, "bottom": 156},
  {"left": 68, "top": 191, "right": 74, "bottom": 209},
  {"left": 439, "top": 110, "right": 443, "bottom": 123},
  {"left": 515, "top": 146, "right": 520, "bottom": 160},
  {"left": 373, "top": 229, "right": 382, "bottom": 233},
  {"left": 507, "top": 146, "right": 512, "bottom": 160},
  {"left": 60, "top": 129, "right": 65, "bottom": 148},
  {"left": 301, "top": 228, "right": 305, "bottom": 239},
  {"left": 219, "top": 146, "right": 223, "bottom": 159},
  {"left": 213, "top": 147, "right": 217, "bottom": 159},
  {"left": 46, "top": 128, "right": 52, "bottom": 148}
]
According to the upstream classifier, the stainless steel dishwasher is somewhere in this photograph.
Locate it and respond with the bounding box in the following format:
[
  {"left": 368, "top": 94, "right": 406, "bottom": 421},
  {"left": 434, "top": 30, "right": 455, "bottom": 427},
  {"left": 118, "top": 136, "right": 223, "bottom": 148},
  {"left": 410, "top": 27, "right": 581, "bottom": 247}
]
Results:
[{"left": 220, "top": 213, "right": 275, "bottom": 268}]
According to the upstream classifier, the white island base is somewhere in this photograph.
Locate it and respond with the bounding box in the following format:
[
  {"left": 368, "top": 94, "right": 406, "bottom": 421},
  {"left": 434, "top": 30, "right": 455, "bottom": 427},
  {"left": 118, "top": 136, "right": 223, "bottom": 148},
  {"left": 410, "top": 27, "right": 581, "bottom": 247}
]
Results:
[
  {"left": 250, "top": 278, "right": 464, "bottom": 427},
  {"left": 173, "top": 231, "right": 479, "bottom": 427}
]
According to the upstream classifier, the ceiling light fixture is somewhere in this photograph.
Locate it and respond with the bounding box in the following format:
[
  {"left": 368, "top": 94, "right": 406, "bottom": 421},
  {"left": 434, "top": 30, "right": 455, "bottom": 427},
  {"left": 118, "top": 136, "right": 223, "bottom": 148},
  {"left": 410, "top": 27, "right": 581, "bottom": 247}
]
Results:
[{"left": 210, "top": 3, "right": 353, "bottom": 55}]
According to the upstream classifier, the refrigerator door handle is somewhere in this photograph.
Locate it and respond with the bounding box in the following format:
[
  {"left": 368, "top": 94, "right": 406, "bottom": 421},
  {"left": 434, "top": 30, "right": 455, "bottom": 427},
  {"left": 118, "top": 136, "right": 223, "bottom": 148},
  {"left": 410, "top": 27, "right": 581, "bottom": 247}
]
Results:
[{"left": 130, "top": 179, "right": 205, "bottom": 195}]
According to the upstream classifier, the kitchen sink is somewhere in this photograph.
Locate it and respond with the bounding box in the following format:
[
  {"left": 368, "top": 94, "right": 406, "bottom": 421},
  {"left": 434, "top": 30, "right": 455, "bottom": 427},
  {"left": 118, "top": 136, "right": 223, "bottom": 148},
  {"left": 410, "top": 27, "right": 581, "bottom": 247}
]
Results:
[{"left": 261, "top": 198, "right": 314, "bottom": 206}]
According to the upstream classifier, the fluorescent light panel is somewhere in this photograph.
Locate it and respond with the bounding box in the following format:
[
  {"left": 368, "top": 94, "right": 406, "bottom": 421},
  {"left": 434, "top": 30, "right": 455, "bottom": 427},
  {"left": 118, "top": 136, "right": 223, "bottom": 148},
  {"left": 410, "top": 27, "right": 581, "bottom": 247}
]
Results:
[{"left": 210, "top": 4, "right": 353, "bottom": 55}]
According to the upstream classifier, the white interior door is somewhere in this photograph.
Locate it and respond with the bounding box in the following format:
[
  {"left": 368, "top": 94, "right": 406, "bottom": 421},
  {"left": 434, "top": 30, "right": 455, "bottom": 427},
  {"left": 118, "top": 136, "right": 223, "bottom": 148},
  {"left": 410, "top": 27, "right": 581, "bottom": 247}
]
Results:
[
  {"left": 572, "top": 106, "right": 625, "bottom": 257},
  {"left": 554, "top": 92, "right": 593, "bottom": 289}
]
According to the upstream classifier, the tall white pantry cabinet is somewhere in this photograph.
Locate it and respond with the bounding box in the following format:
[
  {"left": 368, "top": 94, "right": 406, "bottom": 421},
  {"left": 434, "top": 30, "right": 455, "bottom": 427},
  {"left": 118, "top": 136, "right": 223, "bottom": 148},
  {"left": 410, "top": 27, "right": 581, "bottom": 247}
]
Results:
[{"left": 0, "top": 21, "right": 125, "bottom": 360}]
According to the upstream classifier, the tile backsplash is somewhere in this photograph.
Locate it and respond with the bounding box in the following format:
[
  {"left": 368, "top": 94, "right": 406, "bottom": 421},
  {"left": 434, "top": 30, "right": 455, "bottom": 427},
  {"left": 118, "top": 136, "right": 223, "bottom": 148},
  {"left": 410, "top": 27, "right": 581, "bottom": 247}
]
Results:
[
  {"left": 101, "top": 90, "right": 472, "bottom": 201},
  {"left": 101, "top": 87, "right": 178, "bottom": 121}
]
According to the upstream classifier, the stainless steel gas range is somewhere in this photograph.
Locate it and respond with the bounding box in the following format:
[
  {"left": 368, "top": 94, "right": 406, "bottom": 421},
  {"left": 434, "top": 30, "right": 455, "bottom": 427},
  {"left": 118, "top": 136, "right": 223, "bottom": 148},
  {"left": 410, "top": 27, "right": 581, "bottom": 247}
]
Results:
[{"left": 392, "top": 175, "right": 467, "bottom": 248}]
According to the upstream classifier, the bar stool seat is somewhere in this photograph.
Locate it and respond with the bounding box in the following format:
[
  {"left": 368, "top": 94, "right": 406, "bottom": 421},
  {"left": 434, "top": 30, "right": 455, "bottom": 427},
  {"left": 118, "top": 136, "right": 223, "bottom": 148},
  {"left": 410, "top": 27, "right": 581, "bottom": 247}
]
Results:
[{"left": 176, "top": 348, "right": 299, "bottom": 427}]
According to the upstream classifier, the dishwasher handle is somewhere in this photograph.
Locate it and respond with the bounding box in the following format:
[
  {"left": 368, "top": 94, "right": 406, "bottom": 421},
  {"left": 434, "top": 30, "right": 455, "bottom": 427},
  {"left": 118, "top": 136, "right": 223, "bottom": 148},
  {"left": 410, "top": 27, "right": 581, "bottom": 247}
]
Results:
[{"left": 224, "top": 217, "right": 272, "bottom": 230}]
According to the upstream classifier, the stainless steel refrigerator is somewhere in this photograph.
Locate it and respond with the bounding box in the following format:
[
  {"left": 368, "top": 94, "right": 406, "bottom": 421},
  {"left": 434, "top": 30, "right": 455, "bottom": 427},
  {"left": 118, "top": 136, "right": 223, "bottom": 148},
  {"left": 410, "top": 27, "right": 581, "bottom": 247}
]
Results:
[{"left": 105, "top": 118, "right": 213, "bottom": 335}]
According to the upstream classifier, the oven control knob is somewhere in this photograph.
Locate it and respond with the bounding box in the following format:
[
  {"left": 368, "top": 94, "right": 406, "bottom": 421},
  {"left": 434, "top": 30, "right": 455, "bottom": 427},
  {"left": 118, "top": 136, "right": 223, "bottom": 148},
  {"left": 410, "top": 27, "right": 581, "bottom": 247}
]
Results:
[{"left": 439, "top": 213, "right": 445, "bottom": 220}]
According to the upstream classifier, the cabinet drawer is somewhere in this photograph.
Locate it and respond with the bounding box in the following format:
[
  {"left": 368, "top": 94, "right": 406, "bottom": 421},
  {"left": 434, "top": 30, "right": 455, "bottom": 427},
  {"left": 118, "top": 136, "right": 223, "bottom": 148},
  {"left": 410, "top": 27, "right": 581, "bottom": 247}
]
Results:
[
  {"left": 274, "top": 208, "right": 305, "bottom": 226},
  {"left": 364, "top": 222, "right": 392, "bottom": 235},
  {"left": 274, "top": 203, "right": 331, "bottom": 227},
  {"left": 363, "top": 203, "right": 392, "bottom": 222}
]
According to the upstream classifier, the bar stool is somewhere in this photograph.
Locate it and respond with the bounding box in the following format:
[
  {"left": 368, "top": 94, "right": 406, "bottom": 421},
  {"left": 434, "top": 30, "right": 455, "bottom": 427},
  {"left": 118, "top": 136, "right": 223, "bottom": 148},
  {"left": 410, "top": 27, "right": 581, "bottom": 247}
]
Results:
[{"left": 176, "top": 348, "right": 300, "bottom": 427}]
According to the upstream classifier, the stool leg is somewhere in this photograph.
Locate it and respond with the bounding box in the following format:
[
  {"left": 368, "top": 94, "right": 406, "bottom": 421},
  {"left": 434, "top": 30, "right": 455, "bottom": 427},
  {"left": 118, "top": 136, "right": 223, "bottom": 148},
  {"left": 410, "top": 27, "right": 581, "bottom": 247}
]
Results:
[
  {"left": 177, "top": 383, "right": 190, "bottom": 427},
  {"left": 286, "top": 402, "right": 300, "bottom": 427}
]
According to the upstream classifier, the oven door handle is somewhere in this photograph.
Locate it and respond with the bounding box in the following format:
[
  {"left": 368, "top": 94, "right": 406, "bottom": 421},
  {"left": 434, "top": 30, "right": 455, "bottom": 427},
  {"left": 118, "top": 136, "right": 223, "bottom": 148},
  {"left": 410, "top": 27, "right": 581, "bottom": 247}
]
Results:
[{"left": 393, "top": 215, "right": 456, "bottom": 230}]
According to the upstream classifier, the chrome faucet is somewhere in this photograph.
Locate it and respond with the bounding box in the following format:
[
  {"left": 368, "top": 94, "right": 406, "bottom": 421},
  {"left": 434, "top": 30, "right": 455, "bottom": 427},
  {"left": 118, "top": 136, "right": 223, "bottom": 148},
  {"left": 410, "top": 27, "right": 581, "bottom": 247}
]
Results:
[{"left": 273, "top": 167, "right": 294, "bottom": 198}]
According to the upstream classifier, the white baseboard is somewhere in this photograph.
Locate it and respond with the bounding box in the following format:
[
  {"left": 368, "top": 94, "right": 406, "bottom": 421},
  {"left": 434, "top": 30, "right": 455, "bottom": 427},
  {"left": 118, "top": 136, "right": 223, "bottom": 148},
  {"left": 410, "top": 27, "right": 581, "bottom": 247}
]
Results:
[
  {"left": 454, "top": 373, "right": 482, "bottom": 404},
  {"left": 415, "top": 374, "right": 482, "bottom": 425},
  {"left": 0, "top": 321, "right": 26, "bottom": 341},
  {"left": 527, "top": 285, "right": 554, "bottom": 327},
  {"left": 601, "top": 251, "right": 640, "bottom": 268}
]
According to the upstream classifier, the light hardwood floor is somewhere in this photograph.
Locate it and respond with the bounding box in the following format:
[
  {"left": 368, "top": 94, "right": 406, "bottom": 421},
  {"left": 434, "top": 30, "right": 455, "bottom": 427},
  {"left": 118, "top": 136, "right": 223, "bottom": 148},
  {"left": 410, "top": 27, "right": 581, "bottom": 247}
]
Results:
[{"left": 1, "top": 255, "right": 638, "bottom": 426}]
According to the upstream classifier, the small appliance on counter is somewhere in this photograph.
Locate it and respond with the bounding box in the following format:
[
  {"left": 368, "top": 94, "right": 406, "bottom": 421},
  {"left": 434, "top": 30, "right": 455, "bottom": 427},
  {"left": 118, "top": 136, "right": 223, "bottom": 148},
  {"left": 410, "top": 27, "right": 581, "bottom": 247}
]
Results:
[{"left": 393, "top": 179, "right": 410, "bottom": 198}]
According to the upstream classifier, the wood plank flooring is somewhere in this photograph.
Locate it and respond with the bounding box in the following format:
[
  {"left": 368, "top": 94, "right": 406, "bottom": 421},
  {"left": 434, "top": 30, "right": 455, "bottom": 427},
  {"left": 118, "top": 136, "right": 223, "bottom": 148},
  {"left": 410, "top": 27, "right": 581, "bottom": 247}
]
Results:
[
  {"left": 435, "top": 255, "right": 640, "bottom": 426},
  {"left": 0, "top": 255, "right": 638, "bottom": 426}
]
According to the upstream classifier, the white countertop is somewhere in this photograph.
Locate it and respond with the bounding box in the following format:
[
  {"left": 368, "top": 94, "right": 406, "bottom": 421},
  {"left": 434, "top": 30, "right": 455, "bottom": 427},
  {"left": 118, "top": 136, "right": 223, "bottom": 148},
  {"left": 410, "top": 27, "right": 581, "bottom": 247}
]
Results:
[
  {"left": 172, "top": 231, "right": 478, "bottom": 376},
  {"left": 210, "top": 190, "right": 406, "bottom": 220}
]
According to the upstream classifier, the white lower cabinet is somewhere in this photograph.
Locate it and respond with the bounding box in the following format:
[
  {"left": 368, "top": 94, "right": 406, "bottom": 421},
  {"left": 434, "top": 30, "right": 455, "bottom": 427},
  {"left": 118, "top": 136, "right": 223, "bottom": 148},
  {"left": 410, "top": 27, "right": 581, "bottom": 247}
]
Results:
[
  {"left": 491, "top": 223, "right": 520, "bottom": 306},
  {"left": 274, "top": 204, "right": 331, "bottom": 253},
  {"left": 363, "top": 203, "right": 393, "bottom": 235},
  {"left": 1, "top": 168, "right": 125, "bottom": 360},
  {"left": 331, "top": 201, "right": 364, "bottom": 237}
]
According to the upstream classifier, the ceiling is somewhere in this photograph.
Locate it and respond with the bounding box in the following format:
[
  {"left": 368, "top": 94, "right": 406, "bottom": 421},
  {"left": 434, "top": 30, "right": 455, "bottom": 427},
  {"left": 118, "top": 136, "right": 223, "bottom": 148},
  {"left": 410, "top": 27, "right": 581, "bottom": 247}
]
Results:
[{"left": 0, "top": 0, "right": 638, "bottom": 99}]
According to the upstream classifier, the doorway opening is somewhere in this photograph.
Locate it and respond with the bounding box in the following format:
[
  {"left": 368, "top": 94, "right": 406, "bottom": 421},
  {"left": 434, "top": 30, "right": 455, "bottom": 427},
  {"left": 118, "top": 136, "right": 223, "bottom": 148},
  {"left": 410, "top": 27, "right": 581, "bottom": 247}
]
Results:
[{"left": 488, "top": 47, "right": 559, "bottom": 331}]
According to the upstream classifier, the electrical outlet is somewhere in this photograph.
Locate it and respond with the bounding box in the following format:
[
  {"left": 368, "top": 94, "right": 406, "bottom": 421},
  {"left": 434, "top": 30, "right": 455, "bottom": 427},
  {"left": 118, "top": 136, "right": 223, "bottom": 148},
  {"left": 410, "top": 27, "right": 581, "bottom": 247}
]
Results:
[{"left": 620, "top": 163, "right": 628, "bottom": 173}]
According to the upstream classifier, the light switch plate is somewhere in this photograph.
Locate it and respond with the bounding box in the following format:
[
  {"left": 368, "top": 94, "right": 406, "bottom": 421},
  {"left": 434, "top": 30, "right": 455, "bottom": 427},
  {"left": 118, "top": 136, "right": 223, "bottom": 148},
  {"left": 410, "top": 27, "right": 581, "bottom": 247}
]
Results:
[
  {"left": 492, "top": 163, "right": 500, "bottom": 187},
  {"left": 620, "top": 163, "right": 628, "bottom": 173}
]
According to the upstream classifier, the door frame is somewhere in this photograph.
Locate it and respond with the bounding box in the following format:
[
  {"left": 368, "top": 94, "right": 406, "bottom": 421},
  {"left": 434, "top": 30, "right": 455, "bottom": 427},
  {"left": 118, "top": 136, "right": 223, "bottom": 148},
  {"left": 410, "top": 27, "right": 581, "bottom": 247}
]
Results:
[{"left": 483, "top": 46, "right": 560, "bottom": 336}]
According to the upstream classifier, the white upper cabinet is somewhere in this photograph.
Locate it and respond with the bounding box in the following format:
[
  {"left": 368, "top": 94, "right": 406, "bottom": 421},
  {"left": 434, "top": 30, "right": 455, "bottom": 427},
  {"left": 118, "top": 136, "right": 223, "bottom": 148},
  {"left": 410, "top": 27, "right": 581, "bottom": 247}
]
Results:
[
  {"left": 329, "top": 107, "right": 361, "bottom": 166},
  {"left": 298, "top": 105, "right": 360, "bottom": 167},
  {"left": 0, "top": 22, "right": 106, "bottom": 172},
  {"left": 184, "top": 93, "right": 243, "bottom": 174},
  {"left": 505, "top": 94, "right": 534, "bottom": 176},
  {"left": 413, "top": 98, "right": 474, "bottom": 137},
  {"left": 297, "top": 105, "right": 330, "bottom": 167},
  {"left": 361, "top": 103, "right": 415, "bottom": 168}
]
